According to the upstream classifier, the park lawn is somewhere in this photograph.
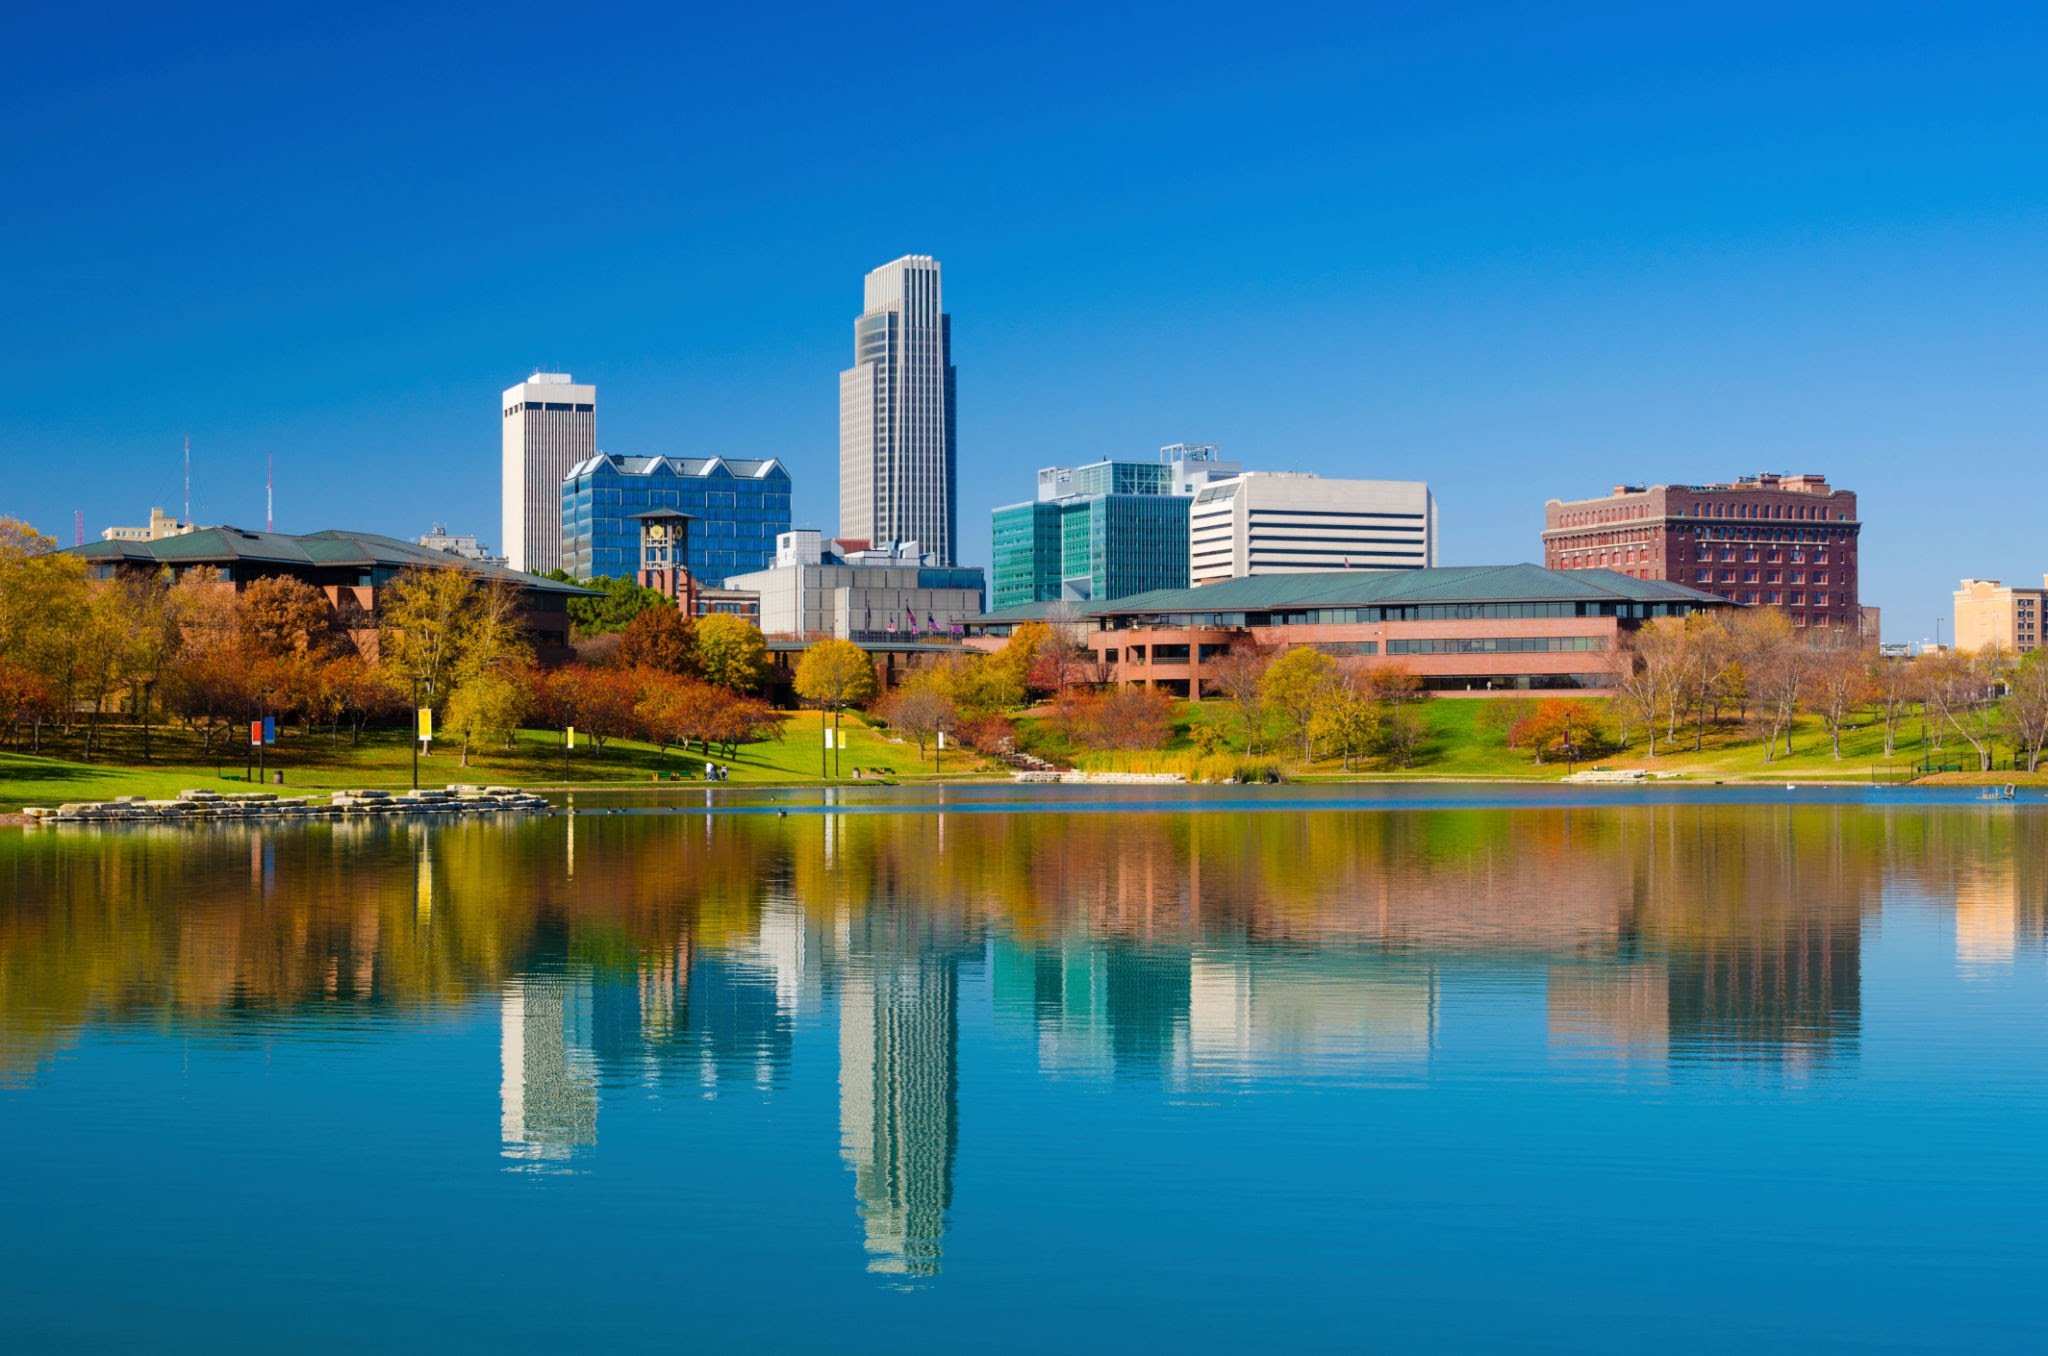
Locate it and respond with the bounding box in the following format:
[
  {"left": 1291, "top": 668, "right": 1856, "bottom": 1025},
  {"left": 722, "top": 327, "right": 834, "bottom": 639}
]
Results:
[
  {"left": 0, "top": 710, "right": 991, "bottom": 812},
  {"left": 1032, "top": 694, "right": 2007, "bottom": 784}
]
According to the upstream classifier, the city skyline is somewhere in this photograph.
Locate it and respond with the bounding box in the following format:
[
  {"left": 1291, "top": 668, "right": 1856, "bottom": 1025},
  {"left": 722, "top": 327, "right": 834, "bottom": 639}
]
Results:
[{"left": 5, "top": 4, "right": 2045, "bottom": 640}]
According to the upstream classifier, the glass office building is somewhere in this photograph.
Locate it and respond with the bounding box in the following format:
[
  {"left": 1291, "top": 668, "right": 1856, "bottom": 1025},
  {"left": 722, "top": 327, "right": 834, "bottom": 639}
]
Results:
[
  {"left": 561, "top": 454, "right": 792, "bottom": 585},
  {"left": 989, "top": 449, "right": 1238, "bottom": 610}
]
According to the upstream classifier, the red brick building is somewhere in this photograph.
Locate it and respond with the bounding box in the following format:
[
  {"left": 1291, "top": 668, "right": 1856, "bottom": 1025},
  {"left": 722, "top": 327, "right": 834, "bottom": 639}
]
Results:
[{"left": 1542, "top": 473, "right": 1860, "bottom": 631}]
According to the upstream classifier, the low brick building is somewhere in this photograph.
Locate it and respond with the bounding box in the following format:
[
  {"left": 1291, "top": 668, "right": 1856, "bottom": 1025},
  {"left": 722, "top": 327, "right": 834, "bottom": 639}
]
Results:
[
  {"left": 68, "top": 526, "right": 591, "bottom": 664},
  {"left": 1542, "top": 473, "right": 1860, "bottom": 631},
  {"left": 967, "top": 564, "right": 1725, "bottom": 697}
]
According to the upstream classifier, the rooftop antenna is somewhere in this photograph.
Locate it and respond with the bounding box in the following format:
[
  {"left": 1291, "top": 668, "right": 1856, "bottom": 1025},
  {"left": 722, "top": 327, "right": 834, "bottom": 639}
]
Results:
[
  {"left": 183, "top": 434, "right": 191, "bottom": 525},
  {"left": 74, "top": 510, "right": 84, "bottom": 546},
  {"left": 266, "top": 454, "right": 274, "bottom": 533}
]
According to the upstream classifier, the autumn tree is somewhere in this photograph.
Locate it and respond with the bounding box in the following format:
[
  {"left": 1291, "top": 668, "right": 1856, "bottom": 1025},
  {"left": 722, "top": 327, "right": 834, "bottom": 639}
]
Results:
[
  {"left": 162, "top": 568, "right": 251, "bottom": 760},
  {"left": 1205, "top": 642, "right": 1272, "bottom": 753},
  {"left": 238, "top": 576, "right": 340, "bottom": 660},
  {"left": 877, "top": 666, "right": 957, "bottom": 757},
  {"left": 695, "top": 613, "right": 770, "bottom": 693},
  {"left": 378, "top": 567, "right": 533, "bottom": 741},
  {"left": 1867, "top": 650, "right": 1917, "bottom": 759},
  {"left": 1507, "top": 698, "right": 1613, "bottom": 763},
  {"left": 616, "top": 604, "right": 700, "bottom": 675},
  {"left": 1307, "top": 673, "right": 1380, "bottom": 771},
  {"left": 1921, "top": 647, "right": 2008, "bottom": 771},
  {"left": 442, "top": 669, "right": 528, "bottom": 767},
  {"left": 1260, "top": 647, "right": 1340, "bottom": 761},
  {"left": 2000, "top": 649, "right": 2048, "bottom": 773},
  {"left": 539, "top": 664, "right": 641, "bottom": 755},
  {"left": 794, "top": 638, "right": 878, "bottom": 775},
  {"left": 1806, "top": 638, "right": 1871, "bottom": 759}
]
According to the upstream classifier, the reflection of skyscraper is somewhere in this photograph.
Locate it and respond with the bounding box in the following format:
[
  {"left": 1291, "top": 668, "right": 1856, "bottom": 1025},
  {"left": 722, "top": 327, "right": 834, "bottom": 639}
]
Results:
[
  {"left": 1187, "top": 949, "right": 1436, "bottom": 1078},
  {"left": 838, "top": 908, "right": 967, "bottom": 1278},
  {"left": 1546, "top": 962, "right": 1670, "bottom": 1064},
  {"left": 1664, "top": 914, "right": 1860, "bottom": 1068},
  {"left": 500, "top": 972, "right": 598, "bottom": 1160}
]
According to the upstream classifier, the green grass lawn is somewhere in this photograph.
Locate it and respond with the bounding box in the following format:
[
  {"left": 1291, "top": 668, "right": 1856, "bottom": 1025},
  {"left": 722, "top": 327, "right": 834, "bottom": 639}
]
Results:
[
  {"left": 1022, "top": 695, "right": 2021, "bottom": 784},
  {"left": 0, "top": 711, "right": 993, "bottom": 812}
]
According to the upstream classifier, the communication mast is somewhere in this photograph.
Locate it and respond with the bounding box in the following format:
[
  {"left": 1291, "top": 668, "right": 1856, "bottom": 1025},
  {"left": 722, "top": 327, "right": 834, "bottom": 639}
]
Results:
[
  {"left": 184, "top": 434, "right": 191, "bottom": 525},
  {"left": 74, "top": 510, "right": 83, "bottom": 546},
  {"left": 266, "top": 455, "right": 274, "bottom": 533}
]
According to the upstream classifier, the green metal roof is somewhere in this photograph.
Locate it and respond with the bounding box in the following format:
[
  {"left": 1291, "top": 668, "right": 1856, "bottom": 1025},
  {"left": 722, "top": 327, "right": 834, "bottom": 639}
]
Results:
[
  {"left": 66, "top": 527, "right": 596, "bottom": 595},
  {"left": 966, "top": 565, "right": 1722, "bottom": 625}
]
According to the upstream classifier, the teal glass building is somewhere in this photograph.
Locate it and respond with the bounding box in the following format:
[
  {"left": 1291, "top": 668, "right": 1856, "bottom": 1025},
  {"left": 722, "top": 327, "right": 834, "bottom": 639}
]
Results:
[
  {"left": 561, "top": 454, "right": 791, "bottom": 585},
  {"left": 989, "top": 450, "right": 1237, "bottom": 609}
]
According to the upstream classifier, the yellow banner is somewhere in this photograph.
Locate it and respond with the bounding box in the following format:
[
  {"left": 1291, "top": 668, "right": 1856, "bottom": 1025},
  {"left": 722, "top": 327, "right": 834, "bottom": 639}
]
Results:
[{"left": 417, "top": 707, "right": 433, "bottom": 741}]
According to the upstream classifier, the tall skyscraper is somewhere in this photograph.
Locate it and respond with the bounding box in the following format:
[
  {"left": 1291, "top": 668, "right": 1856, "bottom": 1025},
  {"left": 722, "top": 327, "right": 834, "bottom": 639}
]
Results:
[
  {"left": 839, "top": 255, "right": 957, "bottom": 564},
  {"left": 501, "top": 372, "right": 596, "bottom": 574}
]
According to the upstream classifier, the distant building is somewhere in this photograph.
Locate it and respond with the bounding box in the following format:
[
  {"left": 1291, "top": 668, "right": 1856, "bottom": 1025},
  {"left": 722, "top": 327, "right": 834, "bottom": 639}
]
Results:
[
  {"left": 967, "top": 564, "right": 1725, "bottom": 698},
  {"left": 560, "top": 453, "right": 791, "bottom": 585},
  {"left": 66, "top": 526, "right": 591, "bottom": 664},
  {"left": 840, "top": 255, "right": 957, "bottom": 564},
  {"left": 101, "top": 507, "right": 201, "bottom": 542},
  {"left": 990, "top": 444, "right": 1240, "bottom": 610},
  {"left": 1542, "top": 473, "right": 1861, "bottom": 631},
  {"left": 502, "top": 372, "right": 596, "bottom": 574},
  {"left": 417, "top": 524, "right": 507, "bottom": 567},
  {"left": 1954, "top": 577, "right": 2047, "bottom": 654},
  {"left": 727, "top": 530, "right": 984, "bottom": 641},
  {"left": 1190, "top": 472, "right": 1436, "bottom": 586}
]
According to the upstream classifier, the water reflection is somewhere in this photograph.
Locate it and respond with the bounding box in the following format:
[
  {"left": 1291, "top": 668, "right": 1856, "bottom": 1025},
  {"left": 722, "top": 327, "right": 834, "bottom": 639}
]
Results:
[{"left": 2, "top": 801, "right": 2045, "bottom": 1278}]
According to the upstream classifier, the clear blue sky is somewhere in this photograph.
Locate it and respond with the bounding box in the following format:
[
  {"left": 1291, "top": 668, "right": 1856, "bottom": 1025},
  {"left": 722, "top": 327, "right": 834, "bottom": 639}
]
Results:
[{"left": 3, "top": 1, "right": 2042, "bottom": 641}]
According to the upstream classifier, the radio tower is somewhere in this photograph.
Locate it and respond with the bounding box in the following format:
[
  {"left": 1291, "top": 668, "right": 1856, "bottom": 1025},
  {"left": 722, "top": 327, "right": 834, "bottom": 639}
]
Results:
[
  {"left": 183, "top": 434, "right": 191, "bottom": 525},
  {"left": 74, "top": 510, "right": 84, "bottom": 546},
  {"left": 266, "top": 455, "right": 274, "bottom": 533}
]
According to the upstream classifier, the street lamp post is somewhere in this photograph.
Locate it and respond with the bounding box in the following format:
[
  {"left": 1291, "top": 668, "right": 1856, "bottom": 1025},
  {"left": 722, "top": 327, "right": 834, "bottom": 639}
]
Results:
[
  {"left": 257, "top": 689, "right": 269, "bottom": 786},
  {"left": 411, "top": 677, "right": 432, "bottom": 790}
]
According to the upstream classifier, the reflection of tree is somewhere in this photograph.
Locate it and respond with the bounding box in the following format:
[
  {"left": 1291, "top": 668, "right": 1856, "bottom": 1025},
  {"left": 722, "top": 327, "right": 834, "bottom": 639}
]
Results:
[{"left": 10, "top": 802, "right": 2033, "bottom": 1095}]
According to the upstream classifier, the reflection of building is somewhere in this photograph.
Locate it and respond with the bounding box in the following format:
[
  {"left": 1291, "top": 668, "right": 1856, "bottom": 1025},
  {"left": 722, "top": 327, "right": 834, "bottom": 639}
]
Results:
[
  {"left": 1547, "top": 962, "right": 1671, "bottom": 1063},
  {"left": 500, "top": 972, "right": 599, "bottom": 1160},
  {"left": 837, "top": 909, "right": 968, "bottom": 1278},
  {"left": 1188, "top": 950, "right": 1435, "bottom": 1076},
  {"left": 1665, "top": 915, "right": 1860, "bottom": 1067},
  {"left": 1955, "top": 860, "right": 2020, "bottom": 966}
]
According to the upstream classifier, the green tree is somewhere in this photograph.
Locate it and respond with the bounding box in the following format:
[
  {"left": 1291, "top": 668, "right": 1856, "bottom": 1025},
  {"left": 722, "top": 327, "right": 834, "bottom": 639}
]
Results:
[
  {"left": 544, "top": 572, "right": 674, "bottom": 636},
  {"left": 696, "top": 613, "right": 770, "bottom": 693},
  {"left": 1307, "top": 682, "right": 1380, "bottom": 771}
]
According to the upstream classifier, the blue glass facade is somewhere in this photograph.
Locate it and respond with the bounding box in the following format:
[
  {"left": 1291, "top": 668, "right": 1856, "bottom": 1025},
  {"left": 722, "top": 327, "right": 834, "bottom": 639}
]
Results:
[{"left": 562, "top": 455, "right": 792, "bottom": 585}]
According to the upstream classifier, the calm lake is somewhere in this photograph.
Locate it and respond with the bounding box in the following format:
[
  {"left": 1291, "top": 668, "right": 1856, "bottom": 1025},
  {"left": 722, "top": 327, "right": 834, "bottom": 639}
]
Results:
[{"left": 3, "top": 786, "right": 2045, "bottom": 1351}]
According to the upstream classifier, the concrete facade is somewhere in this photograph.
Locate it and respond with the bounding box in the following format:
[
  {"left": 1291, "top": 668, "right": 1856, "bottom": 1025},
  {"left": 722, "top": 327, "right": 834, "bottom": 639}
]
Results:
[
  {"left": 839, "top": 256, "right": 957, "bottom": 564},
  {"left": 727, "top": 530, "right": 984, "bottom": 641},
  {"left": 1954, "top": 577, "right": 2048, "bottom": 654},
  {"left": 1189, "top": 473, "right": 1436, "bottom": 586},
  {"left": 501, "top": 372, "right": 596, "bottom": 574},
  {"left": 1542, "top": 472, "right": 1860, "bottom": 631}
]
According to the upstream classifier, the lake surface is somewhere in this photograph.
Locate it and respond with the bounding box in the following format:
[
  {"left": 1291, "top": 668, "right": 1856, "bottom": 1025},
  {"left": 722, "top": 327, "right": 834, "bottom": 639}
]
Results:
[{"left": 3, "top": 786, "right": 2046, "bottom": 1351}]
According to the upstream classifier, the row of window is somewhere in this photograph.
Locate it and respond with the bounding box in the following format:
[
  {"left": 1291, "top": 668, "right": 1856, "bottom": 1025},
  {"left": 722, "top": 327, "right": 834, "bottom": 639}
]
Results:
[
  {"left": 1099, "top": 599, "right": 1696, "bottom": 628},
  {"left": 1387, "top": 635, "right": 1608, "bottom": 654}
]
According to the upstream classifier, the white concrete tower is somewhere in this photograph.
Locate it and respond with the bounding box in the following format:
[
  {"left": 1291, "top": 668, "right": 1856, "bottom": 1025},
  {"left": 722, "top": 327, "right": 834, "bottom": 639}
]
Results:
[
  {"left": 839, "top": 256, "right": 956, "bottom": 564},
  {"left": 501, "top": 372, "right": 596, "bottom": 574}
]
